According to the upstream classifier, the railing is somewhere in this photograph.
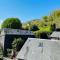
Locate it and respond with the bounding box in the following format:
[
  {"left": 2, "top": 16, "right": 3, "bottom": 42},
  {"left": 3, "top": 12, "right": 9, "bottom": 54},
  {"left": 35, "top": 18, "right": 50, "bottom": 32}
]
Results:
[{"left": 1, "top": 28, "right": 34, "bottom": 35}]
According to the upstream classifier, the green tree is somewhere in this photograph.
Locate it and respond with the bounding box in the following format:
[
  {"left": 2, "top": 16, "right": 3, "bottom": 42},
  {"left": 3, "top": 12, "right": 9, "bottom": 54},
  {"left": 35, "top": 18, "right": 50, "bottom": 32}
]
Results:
[
  {"left": 51, "top": 10, "right": 60, "bottom": 18},
  {"left": 42, "top": 16, "right": 48, "bottom": 22},
  {"left": 49, "top": 10, "right": 60, "bottom": 21},
  {"left": 1, "top": 18, "right": 22, "bottom": 29},
  {"left": 12, "top": 38, "right": 24, "bottom": 51},
  {"left": 50, "top": 23, "right": 56, "bottom": 31},
  {"left": 30, "top": 25, "right": 39, "bottom": 31},
  {"left": 34, "top": 31, "right": 40, "bottom": 38},
  {"left": 49, "top": 10, "right": 60, "bottom": 28}
]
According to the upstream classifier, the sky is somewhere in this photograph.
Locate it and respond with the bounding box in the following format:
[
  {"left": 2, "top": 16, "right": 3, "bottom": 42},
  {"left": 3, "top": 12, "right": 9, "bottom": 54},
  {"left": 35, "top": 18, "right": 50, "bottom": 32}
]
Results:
[{"left": 0, "top": 0, "right": 60, "bottom": 24}]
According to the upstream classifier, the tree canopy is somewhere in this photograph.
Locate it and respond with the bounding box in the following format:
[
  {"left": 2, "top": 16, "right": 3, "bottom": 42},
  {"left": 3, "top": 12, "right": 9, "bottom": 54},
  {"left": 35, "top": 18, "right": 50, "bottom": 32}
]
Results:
[
  {"left": 22, "top": 10, "right": 60, "bottom": 38},
  {"left": 1, "top": 18, "right": 22, "bottom": 29},
  {"left": 30, "top": 25, "right": 39, "bottom": 31}
]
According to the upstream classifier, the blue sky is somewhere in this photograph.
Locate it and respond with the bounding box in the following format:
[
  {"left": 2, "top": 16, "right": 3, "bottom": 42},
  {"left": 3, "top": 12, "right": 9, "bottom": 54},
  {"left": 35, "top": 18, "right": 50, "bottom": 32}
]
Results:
[{"left": 0, "top": 0, "right": 60, "bottom": 24}]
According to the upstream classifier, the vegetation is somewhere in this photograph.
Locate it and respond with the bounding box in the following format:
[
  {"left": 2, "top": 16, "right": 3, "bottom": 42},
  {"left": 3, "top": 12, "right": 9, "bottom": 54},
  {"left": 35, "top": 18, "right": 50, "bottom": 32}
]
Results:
[
  {"left": 1, "top": 18, "right": 22, "bottom": 29},
  {"left": 12, "top": 38, "right": 24, "bottom": 51},
  {"left": 22, "top": 10, "right": 60, "bottom": 38},
  {"left": 30, "top": 25, "right": 39, "bottom": 31}
]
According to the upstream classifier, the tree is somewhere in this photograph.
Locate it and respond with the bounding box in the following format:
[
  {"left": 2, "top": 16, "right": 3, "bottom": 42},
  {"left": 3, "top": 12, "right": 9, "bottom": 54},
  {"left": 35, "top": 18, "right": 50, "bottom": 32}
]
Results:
[
  {"left": 49, "top": 10, "right": 60, "bottom": 21},
  {"left": 12, "top": 38, "right": 24, "bottom": 51},
  {"left": 42, "top": 16, "right": 48, "bottom": 22},
  {"left": 22, "top": 24, "right": 30, "bottom": 30},
  {"left": 50, "top": 23, "right": 56, "bottom": 31},
  {"left": 1, "top": 18, "right": 22, "bottom": 29},
  {"left": 30, "top": 25, "right": 39, "bottom": 31},
  {"left": 34, "top": 31, "right": 40, "bottom": 38},
  {"left": 51, "top": 10, "right": 60, "bottom": 18}
]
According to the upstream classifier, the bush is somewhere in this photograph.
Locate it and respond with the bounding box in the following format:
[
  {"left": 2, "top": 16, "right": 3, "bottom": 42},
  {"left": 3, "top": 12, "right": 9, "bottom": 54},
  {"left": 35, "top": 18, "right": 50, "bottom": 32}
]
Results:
[
  {"left": 12, "top": 38, "right": 24, "bottom": 51},
  {"left": 30, "top": 25, "right": 39, "bottom": 31}
]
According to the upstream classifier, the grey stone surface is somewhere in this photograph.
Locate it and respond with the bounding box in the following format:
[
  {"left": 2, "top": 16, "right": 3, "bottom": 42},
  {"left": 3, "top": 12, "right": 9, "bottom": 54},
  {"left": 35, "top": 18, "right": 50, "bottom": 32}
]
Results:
[
  {"left": 16, "top": 38, "right": 60, "bottom": 60},
  {"left": 50, "top": 31, "right": 60, "bottom": 40}
]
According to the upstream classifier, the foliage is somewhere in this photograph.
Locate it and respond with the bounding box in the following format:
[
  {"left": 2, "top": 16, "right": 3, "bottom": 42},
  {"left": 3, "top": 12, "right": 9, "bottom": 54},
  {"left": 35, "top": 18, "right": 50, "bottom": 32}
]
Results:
[
  {"left": 30, "top": 25, "right": 39, "bottom": 31},
  {"left": 42, "top": 16, "right": 48, "bottom": 22},
  {"left": 7, "top": 49, "right": 12, "bottom": 57},
  {"left": 1, "top": 18, "right": 22, "bottom": 29},
  {"left": 22, "top": 23, "right": 30, "bottom": 30},
  {"left": 50, "top": 23, "right": 56, "bottom": 31},
  {"left": 22, "top": 10, "right": 60, "bottom": 38},
  {"left": 34, "top": 26, "right": 51, "bottom": 38},
  {"left": 12, "top": 38, "right": 24, "bottom": 51}
]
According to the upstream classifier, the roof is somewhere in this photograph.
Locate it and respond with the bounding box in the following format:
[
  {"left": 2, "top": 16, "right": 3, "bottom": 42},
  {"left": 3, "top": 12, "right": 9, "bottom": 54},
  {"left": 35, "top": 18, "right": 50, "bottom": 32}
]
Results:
[
  {"left": 50, "top": 31, "right": 60, "bottom": 38},
  {"left": 16, "top": 38, "right": 60, "bottom": 60},
  {"left": 16, "top": 38, "right": 46, "bottom": 59}
]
